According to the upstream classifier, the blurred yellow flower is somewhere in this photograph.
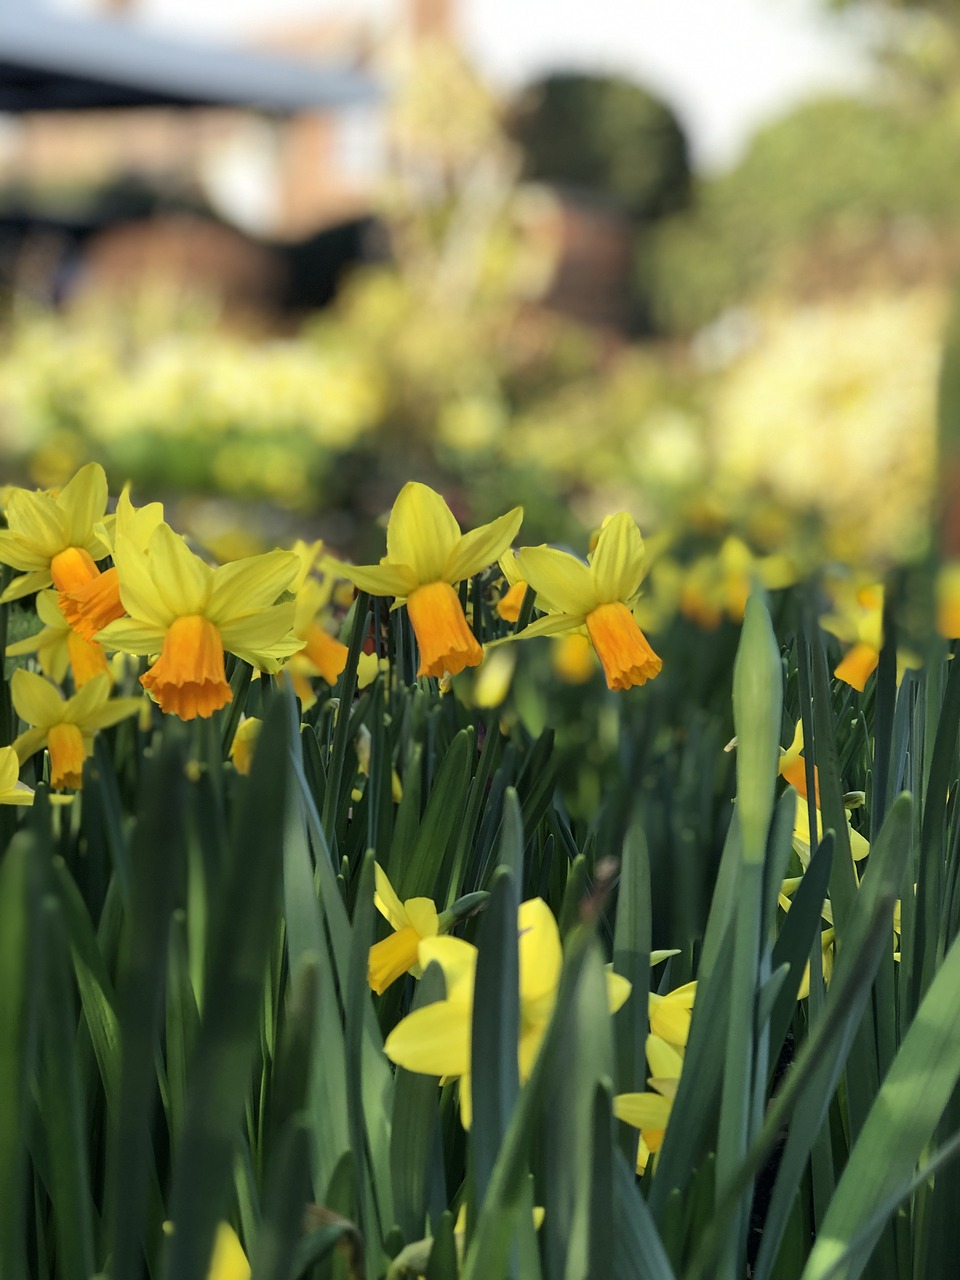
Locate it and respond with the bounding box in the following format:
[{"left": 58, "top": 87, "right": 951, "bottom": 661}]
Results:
[
  {"left": 229, "top": 716, "right": 262, "bottom": 776},
  {"left": 0, "top": 745, "right": 34, "bottom": 805},
  {"left": 329, "top": 483, "right": 522, "bottom": 679},
  {"left": 207, "top": 1223, "right": 250, "bottom": 1280},
  {"left": 11, "top": 670, "right": 141, "bottom": 790},
  {"left": 613, "top": 1034, "right": 684, "bottom": 1173}
]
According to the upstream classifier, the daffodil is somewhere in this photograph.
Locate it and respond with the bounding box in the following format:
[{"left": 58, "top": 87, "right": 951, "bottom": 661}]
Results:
[
  {"left": 368, "top": 864, "right": 440, "bottom": 994},
  {"left": 613, "top": 1034, "right": 684, "bottom": 1173},
  {"left": 0, "top": 745, "right": 34, "bottom": 805},
  {"left": 60, "top": 486, "right": 164, "bottom": 641},
  {"left": 11, "top": 670, "right": 142, "bottom": 789},
  {"left": 5, "top": 590, "right": 111, "bottom": 687},
  {"left": 822, "top": 582, "right": 883, "bottom": 691},
  {"left": 96, "top": 523, "right": 299, "bottom": 720},
  {"left": 329, "top": 482, "right": 522, "bottom": 679},
  {"left": 649, "top": 980, "right": 696, "bottom": 1050},
  {"left": 384, "top": 897, "right": 630, "bottom": 1127},
  {"left": 496, "top": 579, "right": 528, "bottom": 623},
  {"left": 229, "top": 716, "right": 262, "bottom": 776},
  {"left": 778, "top": 719, "right": 819, "bottom": 803},
  {"left": 207, "top": 1223, "right": 250, "bottom": 1280},
  {"left": 0, "top": 463, "right": 112, "bottom": 604},
  {"left": 511, "top": 512, "right": 662, "bottom": 691}
]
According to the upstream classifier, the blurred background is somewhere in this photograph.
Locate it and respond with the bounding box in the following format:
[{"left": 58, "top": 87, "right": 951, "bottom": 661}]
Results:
[{"left": 0, "top": 0, "right": 954, "bottom": 575}]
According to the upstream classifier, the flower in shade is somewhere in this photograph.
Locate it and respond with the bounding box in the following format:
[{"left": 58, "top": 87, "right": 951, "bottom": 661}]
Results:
[
  {"left": 368, "top": 864, "right": 440, "bottom": 994},
  {"left": 328, "top": 482, "right": 522, "bottom": 679},
  {"left": 11, "top": 670, "right": 142, "bottom": 789},
  {"left": 229, "top": 716, "right": 262, "bottom": 776},
  {"left": 0, "top": 745, "right": 34, "bottom": 805},
  {"left": 207, "top": 1223, "right": 249, "bottom": 1280},
  {"left": 384, "top": 897, "right": 630, "bottom": 1127},
  {"left": 5, "top": 590, "right": 111, "bottom": 688},
  {"left": 0, "top": 463, "right": 111, "bottom": 605},
  {"left": 96, "top": 523, "right": 299, "bottom": 720},
  {"left": 60, "top": 486, "right": 164, "bottom": 641},
  {"left": 613, "top": 1034, "right": 684, "bottom": 1173},
  {"left": 510, "top": 512, "right": 662, "bottom": 691}
]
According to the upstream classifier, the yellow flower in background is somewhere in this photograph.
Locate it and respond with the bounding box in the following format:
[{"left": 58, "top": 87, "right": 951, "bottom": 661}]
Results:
[
  {"left": 328, "top": 482, "right": 522, "bottom": 679},
  {"left": 613, "top": 1034, "right": 684, "bottom": 1173},
  {"left": 5, "top": 590, "right": 111, "bottom": 688},
  {"left": 384, "top": 897, "right": 630, "bottom": 1127},
  {"left": 368, "top": 864, "right": 440, "bottom": 994},
  {"left": 207, "top": 1223, "right": 250, "bottom": 1280},
  {"left": 0, "top": 462, "right": 111, "bottom": 604},
  {"left": 229, "top": 716, "right": 262, "bottom": 776},
  {"left": 822, "top": 582, "right": 883, "bottom": 691},
  {"left": 551, "top": 632, "right": 596, "bottom": 684},
  {"left": 649, "top": 980, "right": 697, "bottom": 1050},
  {"left": 677, "top": 536, "right": 798, "bottom": 631},
  {"left": 11, "top": 670, "right": 141, "bottom": 790},
  {"left": 512, "top": 512, "right": 662, "bottom": 691},
  {"left": 937, "top": 562, "right": 960, "bottom": 639},
  {"left": 97, "top": 524, "right": 299, "bottom": 720},
  {"left": 61, "top": 486, "right": 164, "bottom": 641},
  {"left": 0, "top": 745, "right": 34, "bottom": 805}
]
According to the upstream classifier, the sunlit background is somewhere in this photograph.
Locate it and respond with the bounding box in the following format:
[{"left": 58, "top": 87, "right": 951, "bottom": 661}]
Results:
[{"left": 1, "top": 0, "right": 955, "bottom": 577}]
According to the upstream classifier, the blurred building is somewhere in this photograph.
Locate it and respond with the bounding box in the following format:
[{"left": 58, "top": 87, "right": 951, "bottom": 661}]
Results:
[{"left": 0, "top": 0, "right": 452, "bottom": 313}]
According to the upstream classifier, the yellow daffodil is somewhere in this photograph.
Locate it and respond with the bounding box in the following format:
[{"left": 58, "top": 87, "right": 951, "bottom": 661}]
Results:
[
  {"left": 329, "top": 482, "right": 522, "bottom": 679},
  {"left": 207, "top": 1223, "right": 250, "bottom": 1280},
  {"left": 283, "top": 541, "right": 350, "bottom": 708},
  {"left": 778, "top": 719, "right": 819, "bottom": 803},
  {"left": 368, "top": 864, "right": 440, "bottom": 994},
  {"left": 11, "top": 670, "right": 141, "bottom": 790},
  {"left": 229, "top": 716, "right": 262, "bottom": 775},
  {"left": 0, "top": 745, "right": 34, "bottom": 805},
  {"left": 96, "top": 524, "right": 299, "bottom": 720},
  {"left": 613, "top": 1033, "right": 684, "bottom": 1173},
  {"left": 511, "top": 512, "right": 662, "bottom": 691},
  {"left": 551, "top": 633, "right": 596, "bottom": 684},
  {"left": 793, "top": 796, "right": 870, "bottom": 868},
  {"left": 60, "top": 486, "right": 164, "bottom": 641},
  {"left": 822, "top": 583, "right": 883, "bottom": 691},
  {"left": 5, "top": 590, "right": 111, "bottom": 688},
  {"left": 649, "top": 980, "right": 697, "bottom": 1050},
  {"left": 496, "top": 579, "right": 528, "bottom": 623},
  {"left": 384, "top": 897, "right": 630, "bottom": 1127},
  {"left": 0, "top": 463, "right": 112, "bottom": 605}
]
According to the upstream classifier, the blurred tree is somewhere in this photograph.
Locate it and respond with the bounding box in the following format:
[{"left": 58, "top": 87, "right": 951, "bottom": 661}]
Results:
[
  {"left": 644, "top": 94, "right": 960, "bottom": 333},
  {"left": 507, "top": 72, "right": 692, "bottom": 222}
]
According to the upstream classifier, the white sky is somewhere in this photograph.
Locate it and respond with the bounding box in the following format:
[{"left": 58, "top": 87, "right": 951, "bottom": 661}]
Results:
[{"left": 51, "top": 0, "right": 873, "bottom": 169}]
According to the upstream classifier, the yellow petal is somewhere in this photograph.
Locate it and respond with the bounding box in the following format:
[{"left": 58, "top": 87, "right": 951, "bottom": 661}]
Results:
[
  {"left": 206, "top": 551, "right": 299, "bottom": 623},
  {"left": 112, "top": 537, "right": 175, "bottom": 629},
  {"left": 518, "top": 898, "right": 562, "bottom": 1005},
  {"left": 207, "top": 1222, "right": 250, "bottom": 1280},
  {"left": 5, "top": 489, "right": 65, "bottom": 554},
  {"left": 147, "top": 525, "right": 213, "bottom": 618},
  {"left": 11, "top": 668, "right": 65, "bottom": 729},
  {"left": 606, "top": 968, "right": 632, "bottom": 1014},
  {"left": 216, "top": 602, "right": 297, "bottom": 659},
  {"left": 374, "top": 863, "right": 408, "bottom": 932},
  {"left": 0, "top": 568, "right": 55, "bottom": 601},
  {"left": 418, "top": 936, "right": 477, "bottom": 999},
  {"left": 442, "top": 507, "right": 524, "bottom": 584},
  {"left": 404, "top": 897, "right": 440, "bottom": 938},
  {"left": 646, "top": 1033, "right": 685, "bottom": 1079},
  {"left": 369, "top": 927, "right": 422, "bottom": 994},
  {"left": 589, "top": 512, "right": 646, "bottom": 604},
  {"left": 386, "top": 483, "right": 461, "bottom": 584},
  {"left": 326, "top": 556, "right": 418, "bottom": 600},
  {"left": 57, "top": 463, "right": 108, "bottom": 548},
  {"left": 383, "top": 999, "right": 472, "bottom": 1077},
  {"left": 513, "top": 545, "right": 596, "bottom": 616},
  {"left": 97, "top": 617, "right": 170, "bottom": 656},
  {"left": 612, "top": 1092, "right": 673, "bottom": 1131}
]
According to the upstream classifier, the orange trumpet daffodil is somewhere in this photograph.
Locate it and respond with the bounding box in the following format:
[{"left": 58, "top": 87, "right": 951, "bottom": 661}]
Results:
[
  {"left": 329, "top": 482, "right": 522, "bottom": 679},
  {"left": 511, "top": 512, "right": 662, "bottom": 691},
  {"left": 96, "top": 523, "right": 299, "bottom": 720},
  {"left": 11, "top": 670, "right": 142, "bottom": 790},
  {"left": 0, "top": 463, "right": 111, "bottom": 605}
]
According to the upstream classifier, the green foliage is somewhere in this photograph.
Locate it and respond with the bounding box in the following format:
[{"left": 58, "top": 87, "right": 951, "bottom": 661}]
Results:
[
  {"left": 647, "top": 94, "right": 960, "bottom": 332},
  {"left": 509, "top": 72, "right": 692, "bottom": 221}
]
